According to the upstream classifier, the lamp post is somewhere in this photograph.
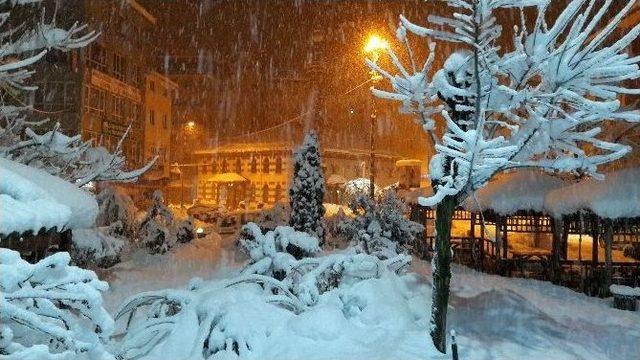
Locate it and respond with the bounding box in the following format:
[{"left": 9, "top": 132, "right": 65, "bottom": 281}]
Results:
[{"left": 364, "top": 34, "right": 387, "bottom": 199}]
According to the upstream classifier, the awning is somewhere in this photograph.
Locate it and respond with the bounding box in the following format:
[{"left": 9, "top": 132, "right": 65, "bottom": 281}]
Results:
[{"left": 203, "top": 172, "right": 248, "bottom": 183}]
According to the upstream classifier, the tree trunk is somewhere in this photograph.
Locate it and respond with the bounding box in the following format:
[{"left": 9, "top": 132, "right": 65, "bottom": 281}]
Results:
[{"left": 430, "top": 195, "right": 457, "bottom": 354}]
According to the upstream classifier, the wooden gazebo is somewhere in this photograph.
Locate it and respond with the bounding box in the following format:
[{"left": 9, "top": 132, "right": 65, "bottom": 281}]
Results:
[
  {"left": 545, "top": 168, "right": 640, "bottom": 294},
  {"left": 462, "top": 170, "right": 566, "bottom": 275}
]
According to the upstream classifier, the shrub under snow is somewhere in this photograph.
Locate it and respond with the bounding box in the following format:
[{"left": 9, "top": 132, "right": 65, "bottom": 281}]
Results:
[
  {"left": 71, "top": 226, "right": 125, "bottom": 268},
  {"left": 138, "top": 190, "right": 175, "bottom": 254},
  {"left": 114, "top": 227, "right": 415, "bottom": 360},
  {"left": 339, "top": 192, "right": 424, "bottom": 260},
  {"left": 0, "top": 249, "right": 113, "bottom": 360}
]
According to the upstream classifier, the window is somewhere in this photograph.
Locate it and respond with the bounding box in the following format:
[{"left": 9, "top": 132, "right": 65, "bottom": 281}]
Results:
[
  {"left": 275, "top": 156, "right": 283, "bottom": 174},
  {"left": 90, "top": 44, "right": 107, "bottom": 72},
  {"left": 275, "top": 184, "right": 282, "bottom": 203},
  {"left": 163, "top": 114, "right": 168, "bottom": 129},
  {"left": 149, "top": 110, "right": 155, "bottom": 125},
  {"left": 262, "top": 184, "right": 269, "bottom": 204},
  {"left": 112, "top": 53, "right": 126, "bottom": 81},
  {"left": 212, "top": 161, "right": 218, "bottom": 174},
  {"left": 235, "top": 158, "right": 242, "bottom": 173},
  {"left": 262, "top": 157, "right": 270, "bottom": 174},
  {"left": 221, "top": 159, "right": 228, "bottom": 172},
  {"left": 250, "top": 157, "right": 257, "bottom": 173}
]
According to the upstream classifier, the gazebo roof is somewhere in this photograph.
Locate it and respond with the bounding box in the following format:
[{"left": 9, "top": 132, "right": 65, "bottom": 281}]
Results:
[
  {"left": 544, "top": 167, "right": 640, "bottom": 219},
  {"left": 0, "top": 157, "right": 98, "bottom": 236},
  {"left": 463, "top": 170, "right": 565, "bottom": 215}
]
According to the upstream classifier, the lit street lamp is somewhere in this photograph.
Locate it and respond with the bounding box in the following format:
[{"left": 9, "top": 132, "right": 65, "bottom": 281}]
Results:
[{"left": 364, "top": 34, "right": 388, "bottom": 199}]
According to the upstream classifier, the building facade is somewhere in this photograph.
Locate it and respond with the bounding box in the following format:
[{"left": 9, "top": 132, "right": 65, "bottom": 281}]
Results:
[{"left": 191, "top": 142, "right": 402, "bottom": 210}]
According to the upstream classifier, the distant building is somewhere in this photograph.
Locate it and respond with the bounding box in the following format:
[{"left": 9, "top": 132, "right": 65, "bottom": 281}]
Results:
[
  {"left": 190, "top": 142, "right": 402, "bottom": 210},
  {"left": 143, "top": 72, "right": 178, "bottom": 178},
  {"left": 29, "top": 0, "right": 175, "bottom": 172}
]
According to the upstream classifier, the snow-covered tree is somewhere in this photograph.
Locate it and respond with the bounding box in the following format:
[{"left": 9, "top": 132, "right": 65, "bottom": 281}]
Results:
[
  {"left": 95, "top": 186, "right": 138, "bottom": 237},
  {"left": 0, "top": 249, "right": 113, "bottom": 360},
  {"left": 367, "top": 0, "right": 640, "bottom": 352},
  {"left": 289, "top": 131, "right": 326, "bottom": 242},
  {"left": 339, "top": 192, "right": 424, "bottom": 260},
  {"left": 138, "top": 190, "right": 174, "bottom": 254},
  {"left": 0, "top": 1, "right": 155, "bottom": 187}
]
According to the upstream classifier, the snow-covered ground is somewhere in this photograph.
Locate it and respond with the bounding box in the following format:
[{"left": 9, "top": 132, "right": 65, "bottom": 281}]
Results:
[{"left": 102, "top": 239, "right": 640, "bottom": 360}]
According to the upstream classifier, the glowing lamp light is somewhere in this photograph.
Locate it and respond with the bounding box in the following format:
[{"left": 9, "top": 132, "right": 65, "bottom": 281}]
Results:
[
  {"left": 364, "top": 34, "right": 389, "bottom": 55},
  {"left": 185, "top": 121, "right": 196, "bottom": 130},
  {"left": 196, "top": 227, "right": 205, "bottom": 234}
]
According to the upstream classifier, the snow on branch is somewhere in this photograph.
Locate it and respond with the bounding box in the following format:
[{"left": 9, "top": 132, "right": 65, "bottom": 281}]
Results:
[
  {"left": 369, "top": 0, "right": 640, "bottom": 205},
  {"left": 0, "top": 249, "right": 114, "bottom": 360}
]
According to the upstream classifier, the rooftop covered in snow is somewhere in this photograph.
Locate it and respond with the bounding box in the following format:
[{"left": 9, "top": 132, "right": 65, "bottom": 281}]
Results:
[
  {"left": 0, "top": 158, "right": 98, "bottom": 237},
  {"left": 463, "top": 170, "right": 566, "bottom": 215},
  {"left": 544, "top": 167, "right": 640, "bottom": 219}
]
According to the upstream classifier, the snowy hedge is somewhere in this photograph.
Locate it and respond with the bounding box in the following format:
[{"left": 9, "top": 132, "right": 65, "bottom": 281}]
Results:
[{"left": 0, "top": 249, "right": 113, "bottom": 360}]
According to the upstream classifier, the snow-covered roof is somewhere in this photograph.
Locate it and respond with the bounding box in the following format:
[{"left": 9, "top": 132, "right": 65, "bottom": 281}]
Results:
[
  {"left": 544, "top": 168, "right": 640, "bottom": 219},
  {"left": 203, "top": 172, "right": 248, "bottom": 183},
  {"left": 463, "top": 170, "right": 565, "bottom": 215},
  {"left": 0, "top": 157, "right": 98, "bottom": 236}
]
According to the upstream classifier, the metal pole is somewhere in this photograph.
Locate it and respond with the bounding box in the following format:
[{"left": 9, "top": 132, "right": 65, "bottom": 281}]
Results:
[
  {"left": 180, "top": 166, "right": 184, "bottom": 209},
  {"left": 369, "top": 109, "right": 376, "bottom": 199}
]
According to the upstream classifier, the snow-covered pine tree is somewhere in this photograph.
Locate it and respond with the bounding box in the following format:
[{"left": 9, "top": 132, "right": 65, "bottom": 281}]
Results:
[
  {"left": 0, "top": 1, "right": 155, "bottom": 187},
  {"left": 139, "top": 190, "right": 174, "bottom": 254},
  {"left": 367, "top": 0, "right": 640, "bottom": 352},
  {"left": 289, "top": 131, "right": 326, "bottom": 242}
]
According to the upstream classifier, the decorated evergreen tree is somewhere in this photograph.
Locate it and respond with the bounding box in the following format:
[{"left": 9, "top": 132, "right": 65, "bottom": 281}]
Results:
[{"left": 289, "top": 131, "right": 326, "bottom": 243}]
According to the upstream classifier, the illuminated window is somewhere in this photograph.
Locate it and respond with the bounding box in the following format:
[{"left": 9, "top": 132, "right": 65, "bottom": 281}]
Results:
[
  {"left": 275, "top": 184, "right": 282, "bottom": 202},
  {"left": 262, "top": 157, "right": 270, "bottom": 174},
  {"left": 262, "top": 183, "right": 269, "bottom": 204}
]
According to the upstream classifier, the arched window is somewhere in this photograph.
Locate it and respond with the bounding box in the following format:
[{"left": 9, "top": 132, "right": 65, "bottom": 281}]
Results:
[
  {"left": 250, "top": 157, "right": 257, "bottom": 173},
  {"left": 275, "top": 184, "right": 282, "bottom": 203},
  {"left": 235, "top": 158, "right": 242, "bottom": 173},
  {"left": 221, "top": 159, "right": 228, "bottom": 172},
  {"left": 262, "top": 183, "right": 269, "bottom": 204},
  {"left": 262, "top": 157, "right": 270, "bottom": 174},
  {"left": 275, "top": 156, "right": 283, "bottom": 174}
]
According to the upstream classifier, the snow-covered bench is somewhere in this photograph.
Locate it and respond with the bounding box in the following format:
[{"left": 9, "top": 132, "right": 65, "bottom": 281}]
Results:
[{"left": 610, "top": 285, "right": 640, "bottom": 311}]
